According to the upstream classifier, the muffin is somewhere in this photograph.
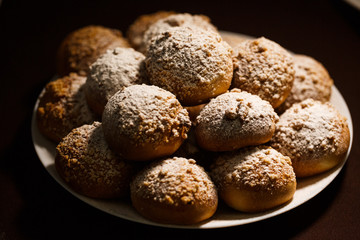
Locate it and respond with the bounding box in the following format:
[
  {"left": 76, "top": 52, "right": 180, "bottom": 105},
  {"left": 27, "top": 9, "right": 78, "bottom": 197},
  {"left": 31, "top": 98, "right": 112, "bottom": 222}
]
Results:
[
  {"left": 102, "top": 84, "right": 191, "bottom": 161},
  {"left": 146, "top": 26, "right": 233, "bottom": 106},
  {"left": 85, "top": 47, "right": 147, "bottom": 115},
  {"left": 232, "top": 37, "right": 295, "bottom": 108},
  {"left": 57, "top": 25, "right": 130, "bottom": 76},
  {"left": 36, "top": 73, "right": 96, "bottom": 142}
]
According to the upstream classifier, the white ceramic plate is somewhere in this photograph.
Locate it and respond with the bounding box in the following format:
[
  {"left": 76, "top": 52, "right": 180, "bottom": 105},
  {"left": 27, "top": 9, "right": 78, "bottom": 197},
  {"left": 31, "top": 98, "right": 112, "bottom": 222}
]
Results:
[{"left": 31, "top": 32, "right": 353, "bottom": 229}]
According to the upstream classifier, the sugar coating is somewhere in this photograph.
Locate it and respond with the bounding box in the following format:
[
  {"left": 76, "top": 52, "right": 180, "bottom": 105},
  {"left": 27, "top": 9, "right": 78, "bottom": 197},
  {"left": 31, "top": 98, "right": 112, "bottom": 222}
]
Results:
[
  {"left": 37, "top": 73, "right": 96, "bottom": 142},
  {"left": 270, "top": 99, "right": 348, "bottom": 161},
  {"left": 146, "top": 26, "right": 233, "bottom": 105},
  {"left": 140, "top": 13, "right": 217, "bottom": 54},
  {"left": 86, "top": 47, "right": 147, "bottom": 111},
  {"left": 276, "top": 54, "right": 333, "bottom": 113},
  {"left": 102, "top": 84, "right": 191, "bottom": 147},
  {"left": 232, "top": 37, "right": 295, "bottom": 108},
  {"left": 210, "top": 146, "right": 296, "bottom": 192},
  {"left": 131, "top": 157, "right": 217, "bottom": 206},
  {"left": 195, "top": 89, "right": 278, "bottom": 147},
  {"left": 55, "top": 122, "right": 133, "bottom": 198}
]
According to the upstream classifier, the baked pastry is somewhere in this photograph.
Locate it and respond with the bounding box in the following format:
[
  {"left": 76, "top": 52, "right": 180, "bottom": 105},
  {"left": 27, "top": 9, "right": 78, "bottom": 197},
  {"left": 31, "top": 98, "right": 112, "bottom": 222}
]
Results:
[
  {"left": 270, "top": 99, "right": 350, "bottom": 177},
  {"left": 130, "top": 157, "right": 218, "bottom": 224},
  {"left": 232, "top": 37, "right": 295, "bottom": 108},
  {"left": 139, "top": 13, "right": 218, "bottom": 54},
  {"left": 57, "top": 25, "right": 130, "bottom": 76},
  {"left": 36, "top": 73, "right": 96, "bottom": 142},
  {"left": 126, "top": 11, "right": 176, "bottom": 51},
  {"left": 210, "top": 146, "right": 296, "bottom": 212},
  {"left": 146, "top": 26, "right": 233, "bottom": 105},
  {"left": 195, "top": 89, "right": 278, "bottom": 152},
  {"left": 102, "top": 84, "right": 192, "bottom": 161},
  {"left": 276, "top": 54, "right": 333, "bottom": 113},
  {"left": 55, "top": 122, "right": 134, "bottom": 199},
  {"left": 85, "top": 47, "right": 147, "bottom": 116}
]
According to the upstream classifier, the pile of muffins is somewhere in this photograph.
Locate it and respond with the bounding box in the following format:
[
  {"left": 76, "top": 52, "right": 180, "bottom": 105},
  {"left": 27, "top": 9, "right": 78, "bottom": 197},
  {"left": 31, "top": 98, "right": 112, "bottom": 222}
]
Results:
[{"left": 36, "top": 11, "right": 350, "bottom": 225}]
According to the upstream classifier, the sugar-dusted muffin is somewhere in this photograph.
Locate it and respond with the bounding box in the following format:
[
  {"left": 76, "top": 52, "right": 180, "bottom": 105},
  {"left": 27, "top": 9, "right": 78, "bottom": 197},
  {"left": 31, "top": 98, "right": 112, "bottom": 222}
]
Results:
[
  {"left": 232, "top": 37, "right": 295, "bottom": 108},
  {"left": 195, "top": 89, "right": 278, "bottom": 152},
  {"left": 85, "top": 47, "right": 147, "bottom": 115},
  {"left": 57, "top": 25, "right": 130, "bottom": 76},
  {"left": 130, "top": 157, "right": 218, "bottom": 224},
  {"left": 276, "top": 54, "right": 333, "bottom": 113},
  {"left": 270, "top": 99, "right": 350, "bottom": 177},
  {"left": 146, "top": 26, "right": 233, "bottom": 106},
  {"left": 55, "top": 122, "right": 135, "bottom": 199},
  {"left": 102, "top": 84, "right": 192, "bottom": 161},
  {"left": 36, "top": 73, "right": 96, "bottom": 142},
  {"left": 210, "top": 146, "right": 296, "bottom": 212}
]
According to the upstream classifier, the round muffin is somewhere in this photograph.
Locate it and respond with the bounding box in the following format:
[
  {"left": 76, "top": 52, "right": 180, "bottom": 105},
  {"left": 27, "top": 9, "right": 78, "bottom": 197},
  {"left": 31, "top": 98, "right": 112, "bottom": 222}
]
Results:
[
  {"left": 195, "top": 89, "right": 279, "bottom": 152},
  {"left": 102, "top": 84, "right": 192, "bottom": 161},
  {"left": 36, "top": 73, "right": 96, "bottom": 142},
  {"left": 210, "top": 146, "right": 296, "bottom": 212},
  {"left": 55, "top": 122, "right": 134, "bottom": 199},
  {"left": 140, "top": 13, "right": 218, "bottom": 54},
  {"left": 276, "top": 54, "right": 333, "bottom": 113},
  {"left": 85, "top": 47, "right": 147, "bottom": 115},
  {"left": 270, "top": 99, "right": 350, "bottom": 177},
  {"left": 232, "top": 37, "right": 295, "bottom": 108},
  {"left": 126, "top": 11, "right": 176, "bottom": 51},
  {"left": 146, "top": 26, "right": 233, "bottom": 106},
  {"left": 130, "top": 157, "right": 218, "bottom": 224},
  {"left": 57, "top": 25, "right": 130, "bottom": 76}
]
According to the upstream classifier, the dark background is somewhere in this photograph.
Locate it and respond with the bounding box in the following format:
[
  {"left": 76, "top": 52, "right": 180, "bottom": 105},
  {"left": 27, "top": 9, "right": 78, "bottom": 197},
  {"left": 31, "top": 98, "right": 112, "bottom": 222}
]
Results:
[{"left": 1, "top": 0, "right": 359, "bottom": 239}]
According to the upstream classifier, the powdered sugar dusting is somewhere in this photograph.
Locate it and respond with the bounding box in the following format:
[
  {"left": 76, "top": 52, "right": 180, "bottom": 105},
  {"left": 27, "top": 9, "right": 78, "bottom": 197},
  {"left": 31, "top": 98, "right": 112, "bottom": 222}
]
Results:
[
  {"left": 276, "top": 54, "right": 333, "bottom": 113},
  {"left": 146, "top": 26, "right": 233, "bottom": 105},
  {"left": 270, "top": 99, "right": 348, "bottom": 160},
  {"left": 195, "top": 89, "right": 278, "bottom": 150},
  {"left": 102, "top": 84, "right": 191, "bottom": 147},
  {"left": 131, "top": 157, "right": 217, "bottom": 206},
  {"left": 232, "top": 37, "right": 295, "bottom": 108},
  {"left": 140, "top": 13, "right": 218, "bottom": 54},
  {"left": 210, "top": 146, "right": 295, "bottom": 191},
  {"left": 86, "top": 47, "right": 147, "bottom": 112}
]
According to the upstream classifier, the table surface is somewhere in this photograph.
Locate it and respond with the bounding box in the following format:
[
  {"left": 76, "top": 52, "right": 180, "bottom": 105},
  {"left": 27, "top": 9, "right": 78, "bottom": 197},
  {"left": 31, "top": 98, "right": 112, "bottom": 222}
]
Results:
[{"left": 1, "top": 0, "right": 359, "bottom": 239}]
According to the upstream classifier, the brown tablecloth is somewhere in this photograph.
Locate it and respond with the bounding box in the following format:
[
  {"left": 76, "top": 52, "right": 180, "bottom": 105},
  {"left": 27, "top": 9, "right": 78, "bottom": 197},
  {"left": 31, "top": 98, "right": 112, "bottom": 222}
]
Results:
[{"left": 1, "top": 0, "right": 359, "bottom": 239}]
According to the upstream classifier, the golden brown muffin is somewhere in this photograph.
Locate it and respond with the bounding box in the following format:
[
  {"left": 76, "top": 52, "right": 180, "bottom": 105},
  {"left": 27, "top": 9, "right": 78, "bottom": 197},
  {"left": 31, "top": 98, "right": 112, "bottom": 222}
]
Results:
[
  {"left": 195, "top": 89, "right": 279, "bottom": 152},
  {"left": 126, "top": 11, "right": 176, "bottom": 51},
  {"left": 102, "top": 84, "right": 192, "bottom": 161},
  {"left": 36, "top": 73, "right": 96, "bottom": 142},
  {"left": 276, "top": 54, "right": 333, "bottom": 113},
  {"left": 85, "top": 47, "right": 147, "bottom": 116},
  {"left": 270, "top": 99, "right": 350, "bottom": 177},
  {"left": 55, "top": 122, "right": 134, "bottom": 199},
  {"left": 232, "top": 37, "right": 295, "bottom": 108},
  {"left": 130, "top": 157, "right": 218, "bottom": 224},
  {"left": 210, "top": 146, "right": 296, "bottom": 212},
  {"left": 57, "top": 25, "right": 130, "bottom": 76},
  {"left": 146, "top": 26, "right": 233, "bottom": 106}
]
